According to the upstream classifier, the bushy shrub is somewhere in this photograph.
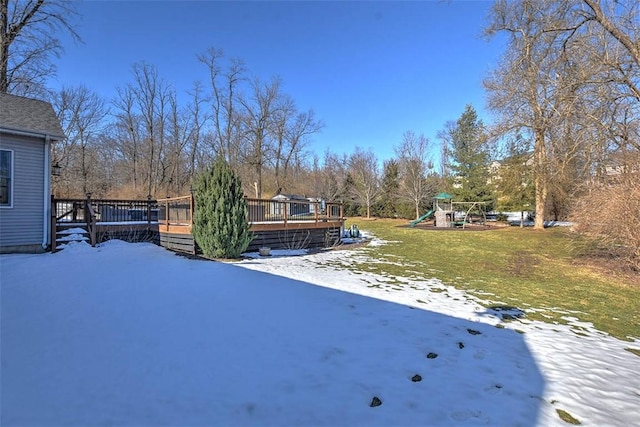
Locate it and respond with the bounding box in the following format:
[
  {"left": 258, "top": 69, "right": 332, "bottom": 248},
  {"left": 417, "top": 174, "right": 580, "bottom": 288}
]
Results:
[
  {"left": 571, "top": 175, "right": 640, "bottom": 271},
  {"left": 192, "top": 158, "right": 252, "bottom": 259}
]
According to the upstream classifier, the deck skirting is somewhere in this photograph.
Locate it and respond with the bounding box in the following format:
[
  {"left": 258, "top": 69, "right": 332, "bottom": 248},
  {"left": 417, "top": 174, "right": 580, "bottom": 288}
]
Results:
[{"left": 246, "top": 224, "right": 342, "bottom": 252}]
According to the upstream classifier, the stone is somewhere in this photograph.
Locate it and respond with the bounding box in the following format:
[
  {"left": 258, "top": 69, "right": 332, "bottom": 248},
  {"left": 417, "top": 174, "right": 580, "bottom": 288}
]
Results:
[{"left": 370, "top": 396, "right": 382, "bottom": 407}]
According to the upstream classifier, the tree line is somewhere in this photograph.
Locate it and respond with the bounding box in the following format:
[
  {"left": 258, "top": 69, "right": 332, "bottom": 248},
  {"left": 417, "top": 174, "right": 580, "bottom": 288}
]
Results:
[
  {"left": 49, "top": 56, "right": 325, "bottom": 201},
  {"left": 2, "top": 0, "right": 638, "bottom": 267}
]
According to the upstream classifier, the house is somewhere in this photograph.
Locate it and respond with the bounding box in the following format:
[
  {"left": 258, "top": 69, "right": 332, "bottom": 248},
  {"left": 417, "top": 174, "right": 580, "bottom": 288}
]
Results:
[{"left": 0, "top": 93, "right": 65, "bottom": 253}]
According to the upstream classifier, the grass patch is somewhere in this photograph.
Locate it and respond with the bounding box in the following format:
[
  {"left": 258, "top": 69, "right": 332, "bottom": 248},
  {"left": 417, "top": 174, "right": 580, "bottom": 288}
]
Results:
[
  {"left": 625, "top": 348, "right": 640, "bottom": 358},
  {"left": 556, "top": 409, "right": 581, "bottom": 425},
  {"left": 347, "top": 218, "right": 640, "bottom": 341}
]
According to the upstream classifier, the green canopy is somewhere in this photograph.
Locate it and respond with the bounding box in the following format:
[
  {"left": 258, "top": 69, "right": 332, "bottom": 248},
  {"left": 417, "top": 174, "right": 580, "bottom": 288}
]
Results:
[{"left": 434, "top": 192, "right": 454, "bottom": 200}]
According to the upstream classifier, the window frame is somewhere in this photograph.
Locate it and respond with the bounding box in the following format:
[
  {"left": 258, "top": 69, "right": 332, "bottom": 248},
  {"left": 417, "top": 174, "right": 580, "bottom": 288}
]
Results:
[{"left": 0, "top": 149, "right": 14, "bottom": 208}]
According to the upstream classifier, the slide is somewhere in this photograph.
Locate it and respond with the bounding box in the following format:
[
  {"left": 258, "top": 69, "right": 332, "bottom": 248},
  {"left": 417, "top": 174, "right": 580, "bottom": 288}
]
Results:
[{"left": 409, "top": 210, "right": 434, "bottom": 227}]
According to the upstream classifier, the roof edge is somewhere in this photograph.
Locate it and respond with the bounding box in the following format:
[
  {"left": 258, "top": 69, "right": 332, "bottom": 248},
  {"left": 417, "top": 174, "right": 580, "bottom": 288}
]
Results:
[{"left": 0, "top": 125, "right": 64, "bottom": 141}]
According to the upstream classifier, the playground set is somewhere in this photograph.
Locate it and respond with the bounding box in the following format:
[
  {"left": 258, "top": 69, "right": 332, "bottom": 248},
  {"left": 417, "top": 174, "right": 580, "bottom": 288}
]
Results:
[{"left": 410, "top": 193, "right": 489, "bottom": 229}]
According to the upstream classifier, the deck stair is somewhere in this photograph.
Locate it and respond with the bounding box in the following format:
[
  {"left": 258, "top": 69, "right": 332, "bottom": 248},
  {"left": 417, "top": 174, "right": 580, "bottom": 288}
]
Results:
[{"left": 55, "top": 224, "right": 91, "bottom": 249}]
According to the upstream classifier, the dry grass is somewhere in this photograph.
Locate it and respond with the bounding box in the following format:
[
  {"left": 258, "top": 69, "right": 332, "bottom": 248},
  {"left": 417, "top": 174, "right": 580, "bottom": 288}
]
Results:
[{"left": 345, "top": 218, "right": 640, "bottom": 341}]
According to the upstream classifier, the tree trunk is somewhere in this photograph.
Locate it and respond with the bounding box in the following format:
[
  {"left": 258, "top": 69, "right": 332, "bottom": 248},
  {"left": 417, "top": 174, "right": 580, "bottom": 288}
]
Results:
[
  {"left": 533, "top": 130, "right": 547, "bottom": 230},
  {"left": 0, "top": 0, "right": 11, "bottom": 93}
]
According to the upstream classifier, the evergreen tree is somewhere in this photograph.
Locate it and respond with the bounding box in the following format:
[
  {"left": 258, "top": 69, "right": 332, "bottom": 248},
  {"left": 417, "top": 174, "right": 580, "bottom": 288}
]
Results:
[
  {"left": 495, "top": 141, "right": 535, "bottom": 224},
  {"left": 192, "top": 157, "right": 252, "bottom": 258},
  {"left": 339, "top": 172, "right": 360, "bottom": 217},
  {"left": 446, "top": 105, "right": 494, "bottom": 206},
  {"left": 375, "top": 159, "right": 400, "bottom": 218}
]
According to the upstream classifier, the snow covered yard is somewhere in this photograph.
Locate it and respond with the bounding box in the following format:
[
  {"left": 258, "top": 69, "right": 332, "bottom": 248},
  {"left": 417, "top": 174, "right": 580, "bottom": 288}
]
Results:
[{"left": 1, "top": 239, "right": 638, "bottom": 426}]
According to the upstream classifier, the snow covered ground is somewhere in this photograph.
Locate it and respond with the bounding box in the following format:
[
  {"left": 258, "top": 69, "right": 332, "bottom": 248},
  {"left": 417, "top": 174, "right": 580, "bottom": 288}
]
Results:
[{"left": 1, "top": 236, "right": 638, "bottom": 426}]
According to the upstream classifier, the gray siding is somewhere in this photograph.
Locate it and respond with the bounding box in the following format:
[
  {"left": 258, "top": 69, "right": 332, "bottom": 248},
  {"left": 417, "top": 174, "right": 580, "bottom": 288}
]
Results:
[{"left": 0, "top": 133, "right": 46, "bottom": 250}]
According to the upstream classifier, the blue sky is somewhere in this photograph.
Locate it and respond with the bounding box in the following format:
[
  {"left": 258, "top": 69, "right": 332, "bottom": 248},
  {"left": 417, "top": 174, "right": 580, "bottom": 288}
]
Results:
[{"left": 50, "top": 0, "right": 504, "bottom": 164}]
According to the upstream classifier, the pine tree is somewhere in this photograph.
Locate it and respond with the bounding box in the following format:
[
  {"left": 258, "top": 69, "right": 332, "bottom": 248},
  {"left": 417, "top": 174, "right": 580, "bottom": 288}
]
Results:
[
  {"left": 192, "top": 157, "right": 252, "bottom": 258},
  {"left": 496, "top": 142, "right": 534, "bottom": 214},
  {"left": 375, "top": 159, "right": 400, "bottom": 218},
  {"left": 446, "top": 104, "right": 494, "bottom": 207}
]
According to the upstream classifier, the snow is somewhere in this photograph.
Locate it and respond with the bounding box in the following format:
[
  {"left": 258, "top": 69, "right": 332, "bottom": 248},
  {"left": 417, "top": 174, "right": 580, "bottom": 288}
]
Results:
[
  {"left": 56, "top": 227, "right": 91, "bottom": 235},
  {"left": 508, "top": 220, "right": 574, "bottom": 228},
  {"left": 56, "top": 234, "right": 89, "bottom": 243},
  {"left": 1, "top": 237, "right": 639, "bottom": 426}
]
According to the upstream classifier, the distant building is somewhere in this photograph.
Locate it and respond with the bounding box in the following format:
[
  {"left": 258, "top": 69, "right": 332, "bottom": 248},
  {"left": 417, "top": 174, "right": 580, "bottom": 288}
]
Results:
[
  {"left": 270, "top": 193, "right": 325, "bottom": 217},
  {"left": 0, "top": 93, "right": 65, "bottom": 253}
]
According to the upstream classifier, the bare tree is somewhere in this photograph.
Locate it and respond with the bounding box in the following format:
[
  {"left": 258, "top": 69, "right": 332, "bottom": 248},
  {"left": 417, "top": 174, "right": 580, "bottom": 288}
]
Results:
[
  {"left": 396, "top": 131, "right": 435, "bottom": 220},
  {"left": 581, "top": 0, "right": 640, "bottom": 99},
  {"left": 239, "top": 76, "right": 281, "bottom": 198},
  {"left": 309, "top": 149, "right": 348, "bottom": 202},
  {"left": 133, "top": 63, "right": 171, "bottom": 196},
  {"left": 51, "top": 85, "right": 108, "bottom": 196},
  {"left": 486, "top": 0, "right": 640, "bottom": 229},
  {"left": 1, "top": 0, "right": 80, "bottom": 96},
  {"left": 572, "top": 0, "right": 640, "bottom": 174},
  {"left": 485, "top": 0, "right": 572, "bottom": 229},
  {"left": 198, "top": 48, "right": 324, "bottom": 198},
  {"left": 164, "top": 90, "right": 193, "bottom": 195},
  {"left": 112, "top": 62, "right": 172, "bottom": 197},
  {"left": 112, "top": 85, "right": 143, "bottom": 192},
  {"left": 437, "top": 120, "right": 456, "bottom": 179},
  {"left": 198, "top": 47, "right": 246, "bottom": 167},
  {"left": 185, "top": 80, "right": 208, "bottom": 183},
  {"left": 271, "top": 94, "right": 323, "bottom": 191},
  {"left": 348, "top": 147, "right": 380, "bottom": 218}
]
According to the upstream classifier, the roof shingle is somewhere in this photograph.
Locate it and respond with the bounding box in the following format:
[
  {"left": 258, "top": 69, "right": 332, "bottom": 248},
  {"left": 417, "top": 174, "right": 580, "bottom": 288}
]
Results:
[{"left": 0, "top": 93, "right": 64, "bottom": 139}]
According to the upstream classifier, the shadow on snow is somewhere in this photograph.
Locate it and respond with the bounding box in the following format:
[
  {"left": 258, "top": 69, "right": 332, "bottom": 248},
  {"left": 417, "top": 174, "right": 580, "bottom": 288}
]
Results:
[{"left": 1, "top": 244, "right": 544, "bottom": 426}]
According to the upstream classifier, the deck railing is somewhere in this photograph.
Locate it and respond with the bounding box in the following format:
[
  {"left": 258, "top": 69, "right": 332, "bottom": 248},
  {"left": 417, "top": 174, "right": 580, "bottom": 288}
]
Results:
[
  {"left": 244, "top": 198, "right": 343, "bottom": 225},
  {"left": 155, "top": 196, "right": 343, "bottom": 229},
  {"left": 53, "top": 194, "right": 159, "bottom": 224},
  {"left": 52, "top": 194, "right": 159, "bottom": 251},
  {"left": 52, "top": 194, "right": 344, "bottom": 249},
  {"left": 156, "top": 195, "right": 194, "bottom": 232}
]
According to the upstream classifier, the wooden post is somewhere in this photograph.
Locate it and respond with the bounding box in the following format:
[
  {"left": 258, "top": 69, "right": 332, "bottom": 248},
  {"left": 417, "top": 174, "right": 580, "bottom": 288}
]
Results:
[
  {"left": 190, "top": 190, "right": 195, "bottom": 227},
  {"left": 165, "top": 200, "right": 169, "bottom": 232},
  {"left": 72, "top": 201, "right": 78, "bottom": 222},
  {"left": 314, "top": 201, "right": 319, "bottom": 224},
  {"left": 283, "top": 199, "right": 288, "bottom": 226},
  {"left": 147, "top": 195, "right": 152, "bottom": 228},
  {"left": 50, "top": 195, "right": 57, "bottom": 253},
  {"left": 85, "top": 192, "right": 91, "bottom": 225},
  {"left": 89, "top": 215, "right": 97, "bottom": 247},
  {"left": 188, "top": 191, "right": 195, "bottom": 254},
  {"left": 85, "top": 192, "right": 97, "bottom": 247}
]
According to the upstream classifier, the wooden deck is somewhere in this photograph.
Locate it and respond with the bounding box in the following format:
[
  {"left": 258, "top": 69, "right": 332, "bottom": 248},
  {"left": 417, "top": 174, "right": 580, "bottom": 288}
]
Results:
[
  {"left": 154, "top": 196, "right": 345, "bottom": 253},
  {"left": 52, "top": 195, "right": 344, "bottom": 254},
  {"left": 52, "top": 195, "right": 160, "bottom": 252}
]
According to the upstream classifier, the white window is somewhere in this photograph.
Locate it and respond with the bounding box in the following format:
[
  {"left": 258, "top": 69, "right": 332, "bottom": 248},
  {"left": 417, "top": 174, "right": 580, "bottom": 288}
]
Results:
[{"left": 0, "top": 149, "right": 13, "bottom": 207}]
